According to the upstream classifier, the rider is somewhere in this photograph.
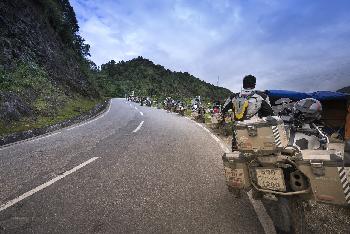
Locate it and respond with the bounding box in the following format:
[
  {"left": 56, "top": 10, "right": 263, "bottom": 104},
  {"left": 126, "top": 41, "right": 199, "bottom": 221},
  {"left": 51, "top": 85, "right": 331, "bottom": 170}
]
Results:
[
  {"left": 222, "top": 75, "right": 274, "bottom": 120},
  {"left": 191, "top": 96, "right": 201, "bottom": 111},
  {"left": 222, "top": 75, "right": 274, "bottom": 150}
]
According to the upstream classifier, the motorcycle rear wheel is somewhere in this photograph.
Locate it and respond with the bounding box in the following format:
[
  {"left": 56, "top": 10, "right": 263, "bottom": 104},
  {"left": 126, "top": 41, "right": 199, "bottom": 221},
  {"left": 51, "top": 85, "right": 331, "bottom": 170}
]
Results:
[{"left": 264, "top": 197, "right": 306, "bottom": 234}]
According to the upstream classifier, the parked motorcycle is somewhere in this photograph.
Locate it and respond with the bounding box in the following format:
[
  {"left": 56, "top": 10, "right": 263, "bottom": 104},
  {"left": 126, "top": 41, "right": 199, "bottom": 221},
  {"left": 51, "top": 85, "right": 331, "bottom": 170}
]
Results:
[
  {"left": 191, "top": 97, "right": 205, "bottom": 123},
  {"left": 164, "top": 97, "right": 173, "bottom": 112},
  {"left": 143, "top": 97, "right": 152, "bottom": 107},
  {"left": 175, "top": 101, "right": 187, "bottom": 116},
  {"left": 223, "top": 98, "right": 349, "bottom": 233},
  {"left": 210, "top": 102, "right": 223, "bottom": 128}
]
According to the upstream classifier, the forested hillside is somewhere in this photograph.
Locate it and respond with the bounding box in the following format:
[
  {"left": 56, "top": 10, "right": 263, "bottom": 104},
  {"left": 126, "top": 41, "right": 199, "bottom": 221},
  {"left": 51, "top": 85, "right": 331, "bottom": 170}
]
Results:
[
  {"left": 0, "top": 0, "right": 101, "bottom": 135},
  {"left": 96, "top": 57, "right": 232, "bottom": 101},
  {"left": 0, "top": 0, "right": 232, "bottom": 136}
]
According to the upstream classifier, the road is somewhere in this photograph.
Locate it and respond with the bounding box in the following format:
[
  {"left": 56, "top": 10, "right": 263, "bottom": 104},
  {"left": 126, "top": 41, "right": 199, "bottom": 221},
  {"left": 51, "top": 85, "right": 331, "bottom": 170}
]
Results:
[{"left": 0, "top": 98, "right": 265, "bottom": 233}]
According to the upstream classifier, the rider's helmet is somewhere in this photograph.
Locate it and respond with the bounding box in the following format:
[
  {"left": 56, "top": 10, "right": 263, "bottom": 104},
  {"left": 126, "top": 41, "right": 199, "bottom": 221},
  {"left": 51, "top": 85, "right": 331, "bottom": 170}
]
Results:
[
  {"left": 243, "top": 75, "right": 256, "bottom": 89},
  {"left": 293, "top": 98, "right": 322, "bottom": 124}
]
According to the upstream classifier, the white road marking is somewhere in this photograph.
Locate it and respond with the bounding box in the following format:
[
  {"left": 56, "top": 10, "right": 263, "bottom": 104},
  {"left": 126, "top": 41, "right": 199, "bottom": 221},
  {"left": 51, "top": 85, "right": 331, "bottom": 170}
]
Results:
[
  {"left": 0, "top": 147, "right": 8, "bottom": 152},
  {"left": 0, "top": 131, "right": 63, "bottom": 151},
  {"left": 132, "top": 121, "right": 144, "bottom": 133},
  {"left": 134, "top": 106, "right": 138, "bottom": 110},
  {"left": 0, "top": 157, "right": 99, "bottom": 212},
  {"left": 31, "top": 132, "right": 62, "bottom": 142},
  {"left": 140, "top": 112, "right": 144, "bottom": 116},
  {"left": 247, "top": 190, "right": 277, "bottom": 234},
  {"left": 193, "top": 122, "right": 230, "bottom": 152},
  {"left": 0, "top": 102, "right": 112, "bottom": 150},
  {"left": 129, "top": 104, "right": 133, "bottom": 107},
  {"left": 185, "top": 116, "right": 275, "bottom": 234},
  {"left": 67, "top": 101, "right": 111, "bottom": 131}
]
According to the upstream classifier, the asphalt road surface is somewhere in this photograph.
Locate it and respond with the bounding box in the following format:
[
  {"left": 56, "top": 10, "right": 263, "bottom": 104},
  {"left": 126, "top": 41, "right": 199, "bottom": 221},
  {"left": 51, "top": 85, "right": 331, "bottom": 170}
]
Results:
[{"left": 0, "top": 98, "right": 265, "bottom": 233}]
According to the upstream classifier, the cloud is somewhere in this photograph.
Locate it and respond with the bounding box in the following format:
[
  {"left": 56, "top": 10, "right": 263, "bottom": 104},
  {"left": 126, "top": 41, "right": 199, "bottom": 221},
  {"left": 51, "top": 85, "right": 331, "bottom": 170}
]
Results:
[{"left": 70, "top": 0, "right": 350, "bottom": 92}]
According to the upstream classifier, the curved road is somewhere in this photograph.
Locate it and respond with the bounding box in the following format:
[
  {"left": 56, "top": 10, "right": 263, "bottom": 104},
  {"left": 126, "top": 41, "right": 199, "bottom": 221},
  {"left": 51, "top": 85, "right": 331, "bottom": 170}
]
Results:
[{"left": 0, "top": 98, "right": 265, "bottom": 233}]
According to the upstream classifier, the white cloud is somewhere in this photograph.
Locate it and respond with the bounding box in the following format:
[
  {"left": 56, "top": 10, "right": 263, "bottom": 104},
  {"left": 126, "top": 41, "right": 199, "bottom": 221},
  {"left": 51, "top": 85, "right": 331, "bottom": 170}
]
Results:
[{"left": 70, "top": 0, "right": 350, "bottom": 92}]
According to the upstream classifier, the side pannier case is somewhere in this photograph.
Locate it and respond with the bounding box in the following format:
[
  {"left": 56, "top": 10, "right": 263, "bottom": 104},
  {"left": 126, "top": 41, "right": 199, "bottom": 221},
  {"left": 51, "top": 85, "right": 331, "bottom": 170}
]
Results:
[
  {"left": 234, "top": 116, "right": 288, "bottom": 155},
  {"left": 297, "top": 149, "right": 350, "bottom": 206},
  {"left": 222, "top": 152, "right": 251, "bottom": 191}
]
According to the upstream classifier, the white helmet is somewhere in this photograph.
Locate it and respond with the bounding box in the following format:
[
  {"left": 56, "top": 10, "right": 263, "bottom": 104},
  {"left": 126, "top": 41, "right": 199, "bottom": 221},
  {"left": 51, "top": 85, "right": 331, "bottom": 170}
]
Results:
[{"left": 293, "top": 98, "right": 322, "bottom": 123}]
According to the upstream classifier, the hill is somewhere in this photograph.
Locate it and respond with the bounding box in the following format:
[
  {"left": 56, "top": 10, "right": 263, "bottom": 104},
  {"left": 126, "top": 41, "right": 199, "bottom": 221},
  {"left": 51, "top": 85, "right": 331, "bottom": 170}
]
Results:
[
  {"left": 96, "top": 57, "right": 232, "bottom": 102},
  {"left": 337, "top": 86, "right": 350, "bottom": 94},
  {"left": 0, "top": 0, "right": 232, "bottom": 136},
  {"left": 0, "top": 0, "right": 100, "bottom": 135}
]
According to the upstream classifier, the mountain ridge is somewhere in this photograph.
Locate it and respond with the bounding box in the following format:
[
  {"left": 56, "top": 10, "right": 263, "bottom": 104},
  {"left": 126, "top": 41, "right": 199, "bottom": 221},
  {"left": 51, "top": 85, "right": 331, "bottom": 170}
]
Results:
[
  {"left": 96, "top": 56, "right": 232, "bottom": 101},
  {"left": 337, "top": 86, "right": 350, "bottom": 94}
]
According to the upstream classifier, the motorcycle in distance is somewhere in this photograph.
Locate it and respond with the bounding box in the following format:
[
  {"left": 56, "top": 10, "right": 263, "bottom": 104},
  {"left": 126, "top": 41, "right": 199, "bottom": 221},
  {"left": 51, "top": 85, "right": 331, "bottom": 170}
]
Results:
[
  {"left": 170, "top": 99, "right": 177, "bottom": 113},
  {"left": 164, "top": 97, "right": 173, "bottom": 112},
  {"left": 175, "top": 101, "right": 187, "bottom": 116},
  {"left": 222, "top": 98, "right": 349, "bottom": 233},
  {"left": 142, "top": 97, "right": 152, "bottom": 107},
  {"left": 191, "top": 97, "right": 206, "bottom": 123},
  {"left": 210, "top": 101, "right": 223, "bottom": 129}
]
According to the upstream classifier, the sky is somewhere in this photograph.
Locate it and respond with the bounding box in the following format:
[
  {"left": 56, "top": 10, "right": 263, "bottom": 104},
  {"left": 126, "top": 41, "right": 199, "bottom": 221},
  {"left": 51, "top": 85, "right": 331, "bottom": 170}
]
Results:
[{"left": 70, "top": 0, "right": 350, "bottom": 92}]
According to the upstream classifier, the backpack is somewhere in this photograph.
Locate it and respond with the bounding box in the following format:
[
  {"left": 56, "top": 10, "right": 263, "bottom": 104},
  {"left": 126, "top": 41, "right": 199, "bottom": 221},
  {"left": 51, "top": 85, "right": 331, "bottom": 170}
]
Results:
[{"left": 232, "top": 91, "right": 263, "bottom": 120}]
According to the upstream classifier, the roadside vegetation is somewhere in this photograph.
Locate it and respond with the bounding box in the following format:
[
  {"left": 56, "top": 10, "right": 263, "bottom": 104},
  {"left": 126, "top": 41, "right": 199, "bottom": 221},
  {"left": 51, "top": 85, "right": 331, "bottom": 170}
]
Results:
[
  {"left": 0, "top": 0, "right": 101, "bottom": 137},
  {"left": 1, "top": 0, "right": 233, "bottom": 137},
  {"left": 96, "top": 57, "right": 232, "bottom": 101},
  {"left": 0, "top": 97, "right": 100, "bottom": 136},
  {"left": 0, "top": 62, "right": 102, "bottom": 136}
]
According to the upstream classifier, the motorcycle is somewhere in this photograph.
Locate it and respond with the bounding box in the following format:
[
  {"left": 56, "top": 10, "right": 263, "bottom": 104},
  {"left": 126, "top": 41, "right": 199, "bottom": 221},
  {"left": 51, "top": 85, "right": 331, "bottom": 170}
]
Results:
[
  {"left": 175, "top": 101, "right": 187, "bottom": 116},
  {"left": 210, "top": 104, "right": 223, "bottom": 129},
  {"left": 222, "top": 98, "right": 349, "bottom": 233},
  {"left": 191, "top": 104, "right": 206, "bottom": 123},
  {"left": 164, "top": 97, "right": 173, "bottom": 112},
  {"left": 143, "top": 97, "right": 152, "bottom": 107}
]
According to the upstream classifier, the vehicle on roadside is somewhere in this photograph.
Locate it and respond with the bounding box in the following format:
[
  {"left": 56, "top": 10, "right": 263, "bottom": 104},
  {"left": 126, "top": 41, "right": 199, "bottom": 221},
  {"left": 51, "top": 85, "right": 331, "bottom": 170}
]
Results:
[
  {"left": 222, "top": 98, "right": 350, "bottom": 233},
  {"left": 164, "top": 97, "right": 174, "bottom": 112},
  {"left": 143, "top": 97, "right": 152, "bottom": 107},
  {"left": 191, "top": 96, "right": 206, "bottom": 123},
  {"left": 175, "top": 101, "right": 187, "bottom": 116},
  {"left": 210, "top": 101, "right": 223, "bottom": 128}
]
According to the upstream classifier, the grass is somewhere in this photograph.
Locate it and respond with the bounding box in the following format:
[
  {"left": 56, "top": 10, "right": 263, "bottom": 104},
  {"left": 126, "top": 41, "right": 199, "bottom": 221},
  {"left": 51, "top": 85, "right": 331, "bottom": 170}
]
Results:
[
  {"left": 0, "top": 62, "right": 104, "bottom": 137},
  {"left": 204, "top": 113, "right": 212, "bottom": 124},
  {"left": 185, "top": 109, "right": 192, "bottom": 117},
  {"left": 0, "top": 97, "right": 101, "bottom": 137}
]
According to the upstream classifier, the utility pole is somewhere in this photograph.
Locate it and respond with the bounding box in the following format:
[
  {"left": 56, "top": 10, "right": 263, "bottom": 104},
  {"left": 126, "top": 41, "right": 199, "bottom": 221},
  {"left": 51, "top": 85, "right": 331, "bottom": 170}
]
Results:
[{"left": 217, "top": 76, "right": 219, "bottom": 86}]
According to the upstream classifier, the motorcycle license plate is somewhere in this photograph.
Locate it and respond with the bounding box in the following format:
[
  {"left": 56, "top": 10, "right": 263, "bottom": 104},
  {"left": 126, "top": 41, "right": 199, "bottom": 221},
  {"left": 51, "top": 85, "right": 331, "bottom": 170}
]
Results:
[{"left": 255, "top": 168, "right": 286, "bottom": 192}]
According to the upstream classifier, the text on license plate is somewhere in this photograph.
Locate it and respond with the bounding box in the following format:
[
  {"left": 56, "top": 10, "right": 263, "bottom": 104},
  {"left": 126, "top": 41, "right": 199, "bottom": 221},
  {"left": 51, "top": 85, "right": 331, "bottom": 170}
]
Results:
[{"left": 255, "top": 168, "right": 286, "bottom": 191}]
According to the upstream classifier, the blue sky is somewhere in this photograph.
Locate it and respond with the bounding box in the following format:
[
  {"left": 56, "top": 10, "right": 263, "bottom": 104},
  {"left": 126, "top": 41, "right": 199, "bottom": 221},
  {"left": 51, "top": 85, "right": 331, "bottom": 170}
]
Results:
[{"left": 70, "top": 0, "right": 350, "bottom": 92}]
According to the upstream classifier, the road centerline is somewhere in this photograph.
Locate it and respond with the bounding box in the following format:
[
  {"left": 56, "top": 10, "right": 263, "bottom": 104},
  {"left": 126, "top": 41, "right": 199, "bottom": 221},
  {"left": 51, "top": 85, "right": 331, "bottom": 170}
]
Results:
[
  {"left": 132, "top": 121, "right": 144, "bottom": 133},
  {"left": 0, "top": 157, "right": 99, "bottom": 212},
  {"left": 140, "top": 111, "right": 144, "bottom": 116}
]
